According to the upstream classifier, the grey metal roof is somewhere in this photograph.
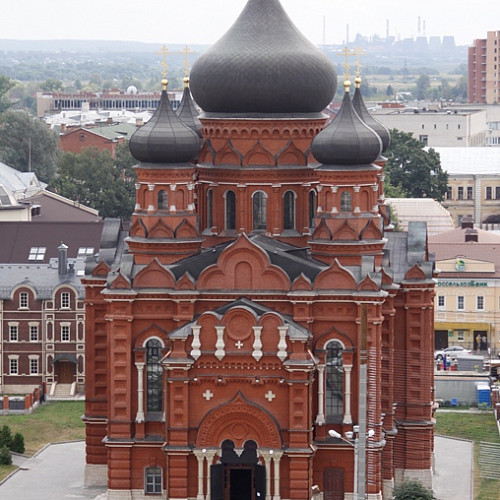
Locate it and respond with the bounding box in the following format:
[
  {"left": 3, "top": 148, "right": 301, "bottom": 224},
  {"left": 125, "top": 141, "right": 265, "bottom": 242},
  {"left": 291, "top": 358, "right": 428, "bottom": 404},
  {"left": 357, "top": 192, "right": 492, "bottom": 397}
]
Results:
[
  {"left": 432, "top": 147, "right": 500, "bottom": 175},
  {"left": 189, "top": 0, "right": 337, "bottom": 114},
  {"left": 176, "top": 84, "right": 202, "bottom": 137},
  {"left": 0, "top": 260, "right": 85, "bottom": 299}
]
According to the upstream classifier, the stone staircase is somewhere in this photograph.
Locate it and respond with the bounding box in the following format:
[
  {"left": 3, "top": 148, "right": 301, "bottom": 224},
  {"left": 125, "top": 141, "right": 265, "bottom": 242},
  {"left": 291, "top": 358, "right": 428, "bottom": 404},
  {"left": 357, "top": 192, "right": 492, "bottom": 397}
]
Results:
[{"left": 49, "top": 382, "right": 74, "bottom": 399}]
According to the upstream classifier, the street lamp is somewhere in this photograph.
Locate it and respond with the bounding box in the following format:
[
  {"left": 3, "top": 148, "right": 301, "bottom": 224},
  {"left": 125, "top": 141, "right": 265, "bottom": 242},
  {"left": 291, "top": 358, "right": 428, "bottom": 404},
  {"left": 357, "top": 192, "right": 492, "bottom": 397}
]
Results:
[{"left": 329, "top": 427, "right": 374, "bottom": 500}]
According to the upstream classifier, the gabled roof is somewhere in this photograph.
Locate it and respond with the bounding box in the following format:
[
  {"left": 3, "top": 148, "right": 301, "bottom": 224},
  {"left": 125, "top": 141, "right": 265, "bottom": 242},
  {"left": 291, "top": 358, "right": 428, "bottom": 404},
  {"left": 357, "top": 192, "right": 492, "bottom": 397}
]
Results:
[{"left": 0, "top": 161, "right": 46, "bottom": 199}]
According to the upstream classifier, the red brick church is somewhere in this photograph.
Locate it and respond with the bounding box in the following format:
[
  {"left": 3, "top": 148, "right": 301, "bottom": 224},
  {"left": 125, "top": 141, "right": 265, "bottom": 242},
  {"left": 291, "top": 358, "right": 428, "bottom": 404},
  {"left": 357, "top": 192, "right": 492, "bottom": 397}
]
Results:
[{"left": 83, "top": 1, "right": 436, "bottom": 498}]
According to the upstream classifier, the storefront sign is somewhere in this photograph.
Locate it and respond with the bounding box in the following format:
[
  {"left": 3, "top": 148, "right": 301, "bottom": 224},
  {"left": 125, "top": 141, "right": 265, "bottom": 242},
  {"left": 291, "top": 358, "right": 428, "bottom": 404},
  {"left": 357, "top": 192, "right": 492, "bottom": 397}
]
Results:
[{"left": 437, "top": 281, "right": 488, "bottom": 287}]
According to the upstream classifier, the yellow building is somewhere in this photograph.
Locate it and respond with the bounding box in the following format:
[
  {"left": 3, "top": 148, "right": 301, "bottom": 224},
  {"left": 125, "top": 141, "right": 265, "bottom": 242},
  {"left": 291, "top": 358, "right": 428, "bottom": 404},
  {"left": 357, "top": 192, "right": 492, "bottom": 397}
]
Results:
[{"left": 429, "top": 221, "right": 500, "bottom": 355}]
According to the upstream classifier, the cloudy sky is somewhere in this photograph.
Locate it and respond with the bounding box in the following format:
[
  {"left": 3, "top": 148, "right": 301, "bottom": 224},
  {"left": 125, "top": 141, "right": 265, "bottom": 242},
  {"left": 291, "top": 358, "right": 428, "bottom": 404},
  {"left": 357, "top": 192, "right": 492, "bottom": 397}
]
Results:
[{"left": 1, "top": 0, "right": 498, "bottom": 46}]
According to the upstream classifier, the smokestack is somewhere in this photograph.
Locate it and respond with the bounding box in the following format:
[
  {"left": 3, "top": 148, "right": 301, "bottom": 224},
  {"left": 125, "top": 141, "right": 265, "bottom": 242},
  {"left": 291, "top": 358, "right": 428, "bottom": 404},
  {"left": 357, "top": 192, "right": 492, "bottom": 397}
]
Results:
[
  {"left": 386, "top": 19, "right": 389, "bottom": 38},
  {"left": 323, "top": 15, "right": 326, "bottom": 46},
  {"left": 418, "top": 16, "right": 421, "bottom": 35},
  {"left": 58, "top": 242, "right": 68, "bottom": 277},
  {"left": 346, "top": 24, "right": 349, "bottom": 45}
]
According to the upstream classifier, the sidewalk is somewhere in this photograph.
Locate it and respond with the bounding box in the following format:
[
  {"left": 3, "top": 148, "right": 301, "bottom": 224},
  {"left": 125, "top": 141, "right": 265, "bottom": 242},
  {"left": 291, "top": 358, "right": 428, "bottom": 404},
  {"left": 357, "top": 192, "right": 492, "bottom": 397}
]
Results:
[
  {"left": 0, "top": 441, "right": 105, "bottom": 500},
  {"left": 434, "top": 435, "right": 474, "bottom": 500}
]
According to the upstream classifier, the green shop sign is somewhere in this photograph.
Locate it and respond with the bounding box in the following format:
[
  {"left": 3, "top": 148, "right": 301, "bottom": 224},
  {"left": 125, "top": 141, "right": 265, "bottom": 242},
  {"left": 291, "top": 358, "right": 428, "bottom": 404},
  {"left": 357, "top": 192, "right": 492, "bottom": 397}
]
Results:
[{"left": 437, "top": 281, "right": 488, "bottom": 287}]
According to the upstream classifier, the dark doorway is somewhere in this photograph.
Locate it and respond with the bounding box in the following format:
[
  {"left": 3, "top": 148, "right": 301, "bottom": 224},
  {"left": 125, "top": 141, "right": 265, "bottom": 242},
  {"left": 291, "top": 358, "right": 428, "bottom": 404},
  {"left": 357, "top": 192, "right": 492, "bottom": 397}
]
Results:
[
  {"left": 229, "top": 467, "right": 252, "bottom": 500},
  {"left": 56, "top": 361, "right": 75, "bottom": 383},
  {"left": 323, "top": 467, "right": 344, "bottom": 500},
  {"left": 435, "top": 330, "right": 448, "bottom": 350}
]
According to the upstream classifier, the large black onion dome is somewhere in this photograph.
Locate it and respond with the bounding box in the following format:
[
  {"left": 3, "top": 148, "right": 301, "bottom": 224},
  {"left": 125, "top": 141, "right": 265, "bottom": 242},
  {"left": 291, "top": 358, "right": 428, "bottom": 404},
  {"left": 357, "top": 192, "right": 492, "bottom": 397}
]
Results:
[
  {"left": 352, "top": 77, "right": 391, "bottom": 152},
  {"left": 176, "top": 77, "right": 202, "bottom": 137},
  {"left": 311, "top": 81, "right": 382, "bottom": 165},
  {"left": 190, "top": 0, "right": 337, "bottom": 114},
  {"left": 129, "top": 81, "right": 201, "bottom": 163}
]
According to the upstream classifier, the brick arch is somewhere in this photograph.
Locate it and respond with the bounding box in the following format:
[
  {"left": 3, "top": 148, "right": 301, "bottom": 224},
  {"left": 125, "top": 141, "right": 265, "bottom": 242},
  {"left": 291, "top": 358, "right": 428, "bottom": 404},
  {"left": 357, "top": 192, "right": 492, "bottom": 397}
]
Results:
[
  {"left": 315, "top": 326, "right": 355, "bottom": 352},
  {"left": 196, "top": 392, "right": 282, "bottom": 449},
  {"left": 134, "top": 323, "right": 169, "bottom": 349}
]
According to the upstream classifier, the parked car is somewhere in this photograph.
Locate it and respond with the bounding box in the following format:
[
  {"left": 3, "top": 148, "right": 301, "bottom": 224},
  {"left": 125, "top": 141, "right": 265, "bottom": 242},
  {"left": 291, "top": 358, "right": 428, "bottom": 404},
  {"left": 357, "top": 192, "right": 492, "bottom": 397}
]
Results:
[{"left": 434, "top": 346, "right": 472, "bottom": 361}]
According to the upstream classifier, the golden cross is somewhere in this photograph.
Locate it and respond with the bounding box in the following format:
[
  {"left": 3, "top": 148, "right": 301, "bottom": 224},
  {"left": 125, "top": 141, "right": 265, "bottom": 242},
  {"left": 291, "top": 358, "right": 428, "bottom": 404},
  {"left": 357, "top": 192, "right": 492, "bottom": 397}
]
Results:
[
  {"left": 338, "top": 46, "right": 356, "bottom": 81},
  {"left": 180, "top": 44, "right": 195, "bottom": 78},
  {"left": 155, "top": 45, "right": 169, "bottom": 79},
  {"left": 354, "top": 47, "right": 367, "bottom": 78}
]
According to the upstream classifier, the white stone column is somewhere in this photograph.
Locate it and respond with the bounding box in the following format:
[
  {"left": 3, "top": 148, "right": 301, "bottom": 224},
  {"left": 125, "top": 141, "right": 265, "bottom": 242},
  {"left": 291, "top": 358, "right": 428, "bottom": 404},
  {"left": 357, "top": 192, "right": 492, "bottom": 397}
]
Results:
[
  {"left": 193, "top": 449, "right": 206, "bottom": 500},
  {"left": 273, "top": 451, "right": 283, "bottom": 500},
  {"left": 191, "top": 325, "right": 202, "bottom": 360},
  {"left": 147, "top": 184, "right": 155, "bottom": 212},
  {"left": 215, "top": 326, "right": 225, "bottom": 360},
  {"left": 135, "top": 362, "right": 145, "bottom": 423},
  {"left": 315, "top": 364, "right": 325, "bottom": 425},
  {"left": 170, "top": 184, "right": 177, "bottom": 213},
  {"left": 343, "top": 364, "right": 353, "bottom": 425},
  {"left": 277, "top": 326, "right": 288, "bottom": 361},
  {"left": 252, "top": 326, "right": 263, "bottom": 361},
  {"left": 261, "top": 451, "right": 272, "bottom": 500},
  {"left": 205, "top": 451, "right": 216, "bottom": 500}
]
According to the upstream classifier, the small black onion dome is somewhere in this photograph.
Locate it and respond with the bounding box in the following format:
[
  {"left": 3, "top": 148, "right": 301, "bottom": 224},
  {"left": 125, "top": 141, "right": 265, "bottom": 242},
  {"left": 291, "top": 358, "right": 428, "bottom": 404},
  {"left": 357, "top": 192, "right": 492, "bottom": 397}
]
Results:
[
  {"left": 129, "top": 79, "right": 201, "bottom": 163},
  {"left": 352, "top": 77, "right": 391, "bottom": 152},
  {"left": 311, "top": 81, "right": 382, "bottom": 165},
  {"left": 176, "top": 77, "right": 202, "bottom": 137},
  {"left": 189, "top": 0, "right": 337, "bottom": 114}
]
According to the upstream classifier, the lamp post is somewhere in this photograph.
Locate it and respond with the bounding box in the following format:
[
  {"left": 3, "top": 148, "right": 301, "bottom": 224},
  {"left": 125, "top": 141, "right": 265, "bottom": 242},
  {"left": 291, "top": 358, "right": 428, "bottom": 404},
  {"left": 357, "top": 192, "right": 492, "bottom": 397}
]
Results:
[{"left": 329, "top": 427, "right": 374, "bottom": 499}]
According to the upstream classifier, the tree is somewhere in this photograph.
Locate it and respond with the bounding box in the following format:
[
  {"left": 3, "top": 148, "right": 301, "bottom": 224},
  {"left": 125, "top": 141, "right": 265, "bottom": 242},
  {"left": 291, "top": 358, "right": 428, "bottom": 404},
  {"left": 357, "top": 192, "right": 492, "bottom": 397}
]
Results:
[
  {"left": 386, "top": 84, "right": 394, "bottom": 97},
  {"left": 10, "top": 433, "right": 25, "bottom": 454},
  {"left": 384, "top": 129, "right": 448, "bottom": 201},
  {"left": 0, "top": 75, "right": 15, "bottom": 113},
  {"left": 0, "top": 425, "right": 12, "bottom": 449},
  {"left": 40, "top": 78, "right": 63, "bottom": 92},
  {"left": 415, "top": 74, "right": 430, "bottom": 100},
  {"left": 392, "top": 480, "right": 436, "bottom": 500},
  {"left": 49, "top": 147, "right": 135, "bottom": 219},
  {"left": 0, "top": 446, "right": 12, "bottom": 466},
  {"left": 0, "top": 110, "right": 59, "bottom": 182}
]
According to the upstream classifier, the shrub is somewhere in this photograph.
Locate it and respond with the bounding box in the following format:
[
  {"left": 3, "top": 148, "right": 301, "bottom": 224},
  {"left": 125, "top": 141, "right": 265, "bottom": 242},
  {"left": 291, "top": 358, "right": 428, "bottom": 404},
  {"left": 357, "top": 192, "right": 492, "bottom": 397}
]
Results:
[
  {"left": 0, "top": 425, "right": 12, "bottom": 449},
  {"left": 0, "top": 446, "right": 12, "bottom": 465},
  {"left": 10, "top": 433, "right": 25, "bottom": 454},
  {"left": 393, "top": 480, "right": 436, "bottom": 500}
]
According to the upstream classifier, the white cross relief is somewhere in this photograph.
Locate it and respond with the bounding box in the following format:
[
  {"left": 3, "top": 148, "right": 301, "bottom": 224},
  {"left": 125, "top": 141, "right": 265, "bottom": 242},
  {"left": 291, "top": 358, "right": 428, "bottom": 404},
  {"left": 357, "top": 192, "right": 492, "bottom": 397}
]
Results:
[
  {"left": 235, "top": 341, "right": 244, "bottom": 349},
  {"left": 265, "top": 391, "right": 276, "bottom": 402},
  {"left": 203, "top": 390, "right": 214, "bottom": 401}
]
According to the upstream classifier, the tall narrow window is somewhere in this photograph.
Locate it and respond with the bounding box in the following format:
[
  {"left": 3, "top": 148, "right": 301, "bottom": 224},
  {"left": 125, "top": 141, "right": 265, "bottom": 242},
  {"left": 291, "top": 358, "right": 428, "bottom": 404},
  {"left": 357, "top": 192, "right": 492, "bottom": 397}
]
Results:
[
  {"left": 467, "top": 187, "right": 473, "bottom": 200},
  {"left": 225, "top": 190, "right": 236, "bottom": 230},
  {"left": 477, "top": 296, "right": 484, "bottom": 310},
  {"left": 61, "top": 292, "right": 70, "bottom": 309},
  {"left": 206, "top": 189, "right": 213, "bottom": 229},
  {"left": 9, "top": 324, "right": 19, "bottom": 342},
  {"left": 326, "top": 341, "right": 343, "bottom": 422},
  {"left": 457, "top": 187, "right": 464, "bottom": 200},
  {"left": 446, "top": 186, "right": 453, "bottom": 200},
  {"left": 61, "top": 325, "right": 70, "bottom": 341},
  {"left": 157, "top": 190, "right": 168, "bottom": 210},
  {"left": 146, "top": 339, "right": 163, "bottom": 413},
  {"left": 9, "top": 358, "right": 18, "bottom": 375},
  {"left": 19, "top": 292, "right": 28, "bottom": 309},
  {"left": 283, "top": 190, "right": 295, "bottom": 230},
  {"left": 340, "top": 191, "right": 352, "bottom": 212},
  {"left": 457, "top": 295, "right": 465, "bottom": 311},
  {"left": 486, "top": 186, "right": 493, "bottom": 200},
  {"left": 30, "top": 358, "right": 39, "bottom": 375},
  {"left": 30, "top": 324, "right": 39, "bottom": 341},
  {"left": 309, "top": 190, "right": 317, "bottom": 229},
  {"left": 253, "top": 191, "right": 267, "bottom": 230},
  {"left": 145, "top": 467, "right": 162, "bottom": 495}
]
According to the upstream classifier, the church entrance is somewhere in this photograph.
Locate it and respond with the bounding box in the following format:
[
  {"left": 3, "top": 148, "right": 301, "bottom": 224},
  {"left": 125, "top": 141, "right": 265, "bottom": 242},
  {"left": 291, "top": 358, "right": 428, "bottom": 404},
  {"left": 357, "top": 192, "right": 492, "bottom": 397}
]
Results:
[{"left": 211, "top": 439, "right": 266, "bottom": 500}]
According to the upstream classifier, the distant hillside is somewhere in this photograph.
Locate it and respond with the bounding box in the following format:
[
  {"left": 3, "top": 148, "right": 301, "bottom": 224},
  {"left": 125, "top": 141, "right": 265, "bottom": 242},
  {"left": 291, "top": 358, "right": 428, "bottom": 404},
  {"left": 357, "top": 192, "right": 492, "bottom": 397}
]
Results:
[{"left": 0, "top": 39, "right": 210, "bottom": 53}]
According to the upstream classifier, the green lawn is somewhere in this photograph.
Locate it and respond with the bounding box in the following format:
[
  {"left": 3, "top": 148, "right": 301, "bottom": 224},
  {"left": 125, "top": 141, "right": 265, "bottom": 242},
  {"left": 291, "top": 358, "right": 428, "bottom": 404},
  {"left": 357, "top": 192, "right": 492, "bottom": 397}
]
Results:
[
  {"left": 0, "top": 401, "right": 85, "bottom": 481},
  {"left": 436, "top": 410, "right": 500, "bottom": 500}
]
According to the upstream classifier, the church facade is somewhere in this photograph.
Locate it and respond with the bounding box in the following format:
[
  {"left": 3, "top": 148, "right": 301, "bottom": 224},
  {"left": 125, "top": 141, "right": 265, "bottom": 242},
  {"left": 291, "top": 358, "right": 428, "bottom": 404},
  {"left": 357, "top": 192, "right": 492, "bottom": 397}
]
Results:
[{"left": 83, "top": 1, "right": 436, "bottom": 499}]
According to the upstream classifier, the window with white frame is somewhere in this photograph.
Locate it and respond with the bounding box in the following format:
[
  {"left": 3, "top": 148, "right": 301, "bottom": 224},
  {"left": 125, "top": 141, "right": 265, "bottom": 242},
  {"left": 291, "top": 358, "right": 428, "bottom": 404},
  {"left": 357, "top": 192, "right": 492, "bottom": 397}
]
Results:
[
  {"left": 9, "top": 324, "right": 19, "bottom": 341},
  {"left": 77, "top": 247, "right": 94, "bottom": 257},
  {"left": 9, "top": 358, "right": 18, "bottom": 375},
  {"left": 437, "top": 295, "right": 445, "bottom": 309},
  {"left": 30, "top": 324, "right": 39, "bottom": 341},
  {"left": 61, "top": 291, "right": 70, "bottom": 309},
  {"left": 28, "top": 247, "right": 46, "bottom": 261},
  {"left": 146, "top": 339, "right": 163, "bottom": 413},
  {"left": 61, "top": 325, "right": 70, "bottom": 342},
  {"left": 457, "top": 330, "right": 465, "bottom": 341},
  {"left": 325, "top": 340, "right": 343, "bottom": 423},
  {"left": 145, "top": 467, "right": 162, "bottom": 494},
  {"left": 486, "top": 186, "right": 493, "bottom": 200},
  {"left": 19, "top": 291, "right": 29, "bottom": 309},
  {"left": 457, "top": 295, "right": 465, "bottom": 310},
  {"left": 30, "top": 358, "right": 39, "bottom": 375},
  {"left": 477, "top": 295, "right": 485, "bottom": 310}
]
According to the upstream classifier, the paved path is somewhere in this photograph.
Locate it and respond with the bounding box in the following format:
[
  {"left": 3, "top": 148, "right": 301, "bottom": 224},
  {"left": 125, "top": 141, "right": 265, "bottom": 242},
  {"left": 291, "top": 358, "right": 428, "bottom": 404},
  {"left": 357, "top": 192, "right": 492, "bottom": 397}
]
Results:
[
  {"left": 0, "top": 437, "right": 473, "bottom": 500},
  {"left": 434, "top": 435, "right": 474, "bottom": 500},
  {"left": 0, "top": 441, "right": 105, "bottom": 500}
]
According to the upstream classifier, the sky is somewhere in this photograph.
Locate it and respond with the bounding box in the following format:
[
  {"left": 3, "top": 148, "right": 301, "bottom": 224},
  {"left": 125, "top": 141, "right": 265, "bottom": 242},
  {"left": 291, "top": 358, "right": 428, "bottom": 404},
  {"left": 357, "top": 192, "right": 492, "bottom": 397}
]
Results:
[{"left": 1, "top": 0, "right": 499, "bottom": 47}]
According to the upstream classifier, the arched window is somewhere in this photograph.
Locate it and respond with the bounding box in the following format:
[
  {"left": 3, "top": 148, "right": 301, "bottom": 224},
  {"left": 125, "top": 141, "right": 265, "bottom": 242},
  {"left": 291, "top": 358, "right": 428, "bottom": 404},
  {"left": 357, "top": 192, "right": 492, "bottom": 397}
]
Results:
[
  {"left": 309, "top": 190, "right": 317, "bottom": 229},
  {"left": 283, "top": 190, "right": 296, "bottom": 230},
  {"left": 157, "top": 190, "right": 168, "bottom": 210},
  {"left": 146, "top": 339, "right": 162, "bottom": 413},
  {"left": 340, "top": 191, "right": 352, "bottom": 212},
  {"left": 206, "top": 189, "right": 213, "bottom": 229},
  {"left": 225, "top": 190, "right": 236, "bottom": 230},
  {"left": 326, "top": 340, "right": 343, "bottom": 422},
  {"left": 145, "top": 466, "right": 162, "bottom": 494},
  {"left": 253, "top": 191, "right": 267, "bottom": 230}
]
